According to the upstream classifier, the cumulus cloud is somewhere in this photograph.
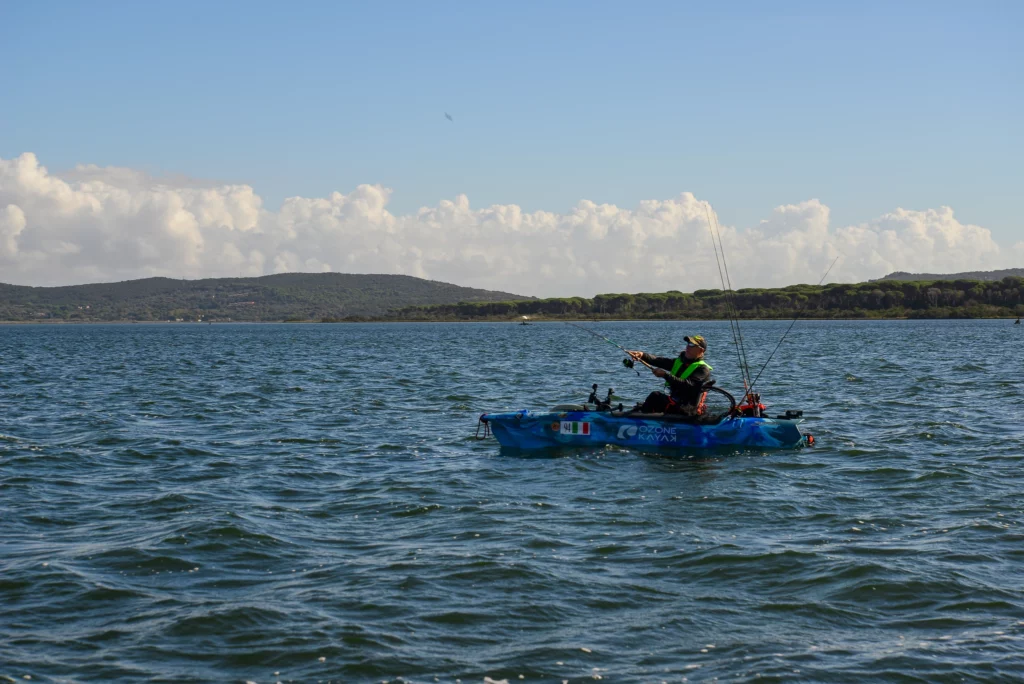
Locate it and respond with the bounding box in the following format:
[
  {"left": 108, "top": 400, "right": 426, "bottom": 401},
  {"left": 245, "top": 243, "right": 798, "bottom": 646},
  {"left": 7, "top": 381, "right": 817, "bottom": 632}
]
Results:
[{"left": 0, "top": 152, "right": 1019, "bottom": 296}]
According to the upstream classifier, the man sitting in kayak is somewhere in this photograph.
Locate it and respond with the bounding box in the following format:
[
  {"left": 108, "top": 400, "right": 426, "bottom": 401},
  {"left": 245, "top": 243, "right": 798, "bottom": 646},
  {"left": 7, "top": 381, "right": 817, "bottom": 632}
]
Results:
[{"left": 627, "top": 335, "right": 712, "bottom": 414}]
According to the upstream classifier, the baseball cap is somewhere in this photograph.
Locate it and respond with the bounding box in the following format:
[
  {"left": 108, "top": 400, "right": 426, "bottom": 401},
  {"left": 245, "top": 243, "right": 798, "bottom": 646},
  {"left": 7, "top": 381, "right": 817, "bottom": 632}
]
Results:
[{"left": 684, "top": 335, "right": 707, "bottom": 351}]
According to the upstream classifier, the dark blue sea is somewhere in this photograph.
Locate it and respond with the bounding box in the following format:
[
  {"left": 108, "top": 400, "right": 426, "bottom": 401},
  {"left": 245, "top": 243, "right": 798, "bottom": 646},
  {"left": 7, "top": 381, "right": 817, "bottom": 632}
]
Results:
[{"left": 2, "top": 320, "right": 1023, "bottom": 683}]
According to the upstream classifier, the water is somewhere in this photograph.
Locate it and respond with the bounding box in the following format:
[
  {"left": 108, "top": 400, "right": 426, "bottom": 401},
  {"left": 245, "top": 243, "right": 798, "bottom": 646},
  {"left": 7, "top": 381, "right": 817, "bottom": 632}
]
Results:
[{"left": 2, "top": 320, "right": 1023, "bottom": 683}]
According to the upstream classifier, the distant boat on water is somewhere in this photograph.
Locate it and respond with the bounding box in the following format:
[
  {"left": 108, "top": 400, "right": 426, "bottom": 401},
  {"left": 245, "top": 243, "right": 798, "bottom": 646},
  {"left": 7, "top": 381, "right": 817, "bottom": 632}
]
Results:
[{"left": 519, "top": 316, "right": 532, "bottom": 326}]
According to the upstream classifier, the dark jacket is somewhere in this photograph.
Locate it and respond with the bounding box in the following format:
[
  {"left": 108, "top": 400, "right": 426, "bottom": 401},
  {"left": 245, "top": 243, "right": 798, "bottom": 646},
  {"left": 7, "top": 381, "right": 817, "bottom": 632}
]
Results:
[{"left": 641, "top": 353, "right": 711, "bottom": 405}]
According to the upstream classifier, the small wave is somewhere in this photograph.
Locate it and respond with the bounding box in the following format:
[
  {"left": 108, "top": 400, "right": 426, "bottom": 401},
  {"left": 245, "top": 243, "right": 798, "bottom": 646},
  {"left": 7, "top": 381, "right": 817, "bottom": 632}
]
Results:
[
  {"left": 419, "top": 610, "right": 495, "bottom": 625},
  {"left": 192, "top": 523, "right": 286, "bottom": 545},
  {"left": 164, "top": 605, "right": 293, "bottom": 637},
  {"left": 78, "top": 584, "right": 152, "bottom": 602},
  {"left": 392, "top": 504, "right": 444, "bottom": 518},
  {"left": 90, "top": 548, "right": 200, "bottom": 573},
  {"left": 25, "top": 515, "right": 80, "bottom": 527},
  {"left": 828, "top": 578, "right": 962, "bottom": 606},
  {"left": 912, "top": 470, "right": 966, "bottom": 482},
  {"left": 442, "top": 562, "right": 541, "bottom": 583}
]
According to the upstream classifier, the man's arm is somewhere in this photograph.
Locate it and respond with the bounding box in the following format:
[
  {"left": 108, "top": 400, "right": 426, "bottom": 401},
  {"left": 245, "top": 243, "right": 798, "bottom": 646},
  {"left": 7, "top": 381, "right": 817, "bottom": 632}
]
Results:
[{"left": 640, "top": 353, "right": 676, "bottom": 371}]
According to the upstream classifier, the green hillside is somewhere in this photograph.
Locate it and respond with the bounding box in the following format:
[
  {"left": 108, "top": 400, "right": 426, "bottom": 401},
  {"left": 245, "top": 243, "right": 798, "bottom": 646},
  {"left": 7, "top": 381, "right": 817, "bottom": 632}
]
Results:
[
  {"left": 0, "top": 273, "right": 533, "bottom": 322},
  {"left": 5, "top": 273, "right": 1023, "bottom": 323},
  {"left": 874, "top": 268, "right": 1024, "bottom": 282},
  {"left": 392, "top": 277, "right": 1024, "bottom": 320}
]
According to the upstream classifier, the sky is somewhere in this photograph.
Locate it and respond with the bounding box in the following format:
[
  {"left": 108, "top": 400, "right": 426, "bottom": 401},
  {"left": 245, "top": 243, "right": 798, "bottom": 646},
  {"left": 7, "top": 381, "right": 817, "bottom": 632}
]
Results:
[{"left": 1, "top": 0, "right": 1021, "bottom": 296}]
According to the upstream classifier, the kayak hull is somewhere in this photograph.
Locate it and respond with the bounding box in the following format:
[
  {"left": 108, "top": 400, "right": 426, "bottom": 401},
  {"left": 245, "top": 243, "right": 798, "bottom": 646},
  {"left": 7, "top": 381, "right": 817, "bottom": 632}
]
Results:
[{"left": 480, "top": 410, "right": 806, "bottom": 450}]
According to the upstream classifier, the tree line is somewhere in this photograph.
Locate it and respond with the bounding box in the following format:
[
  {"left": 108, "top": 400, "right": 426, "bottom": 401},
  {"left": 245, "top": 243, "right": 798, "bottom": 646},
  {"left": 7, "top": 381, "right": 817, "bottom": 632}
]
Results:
[
  {"left": 3, "top": 275, "right": 1021, "bottom": 322},
  {"left": 389, "top": 277, "right": 1024, "bottom": 321}
]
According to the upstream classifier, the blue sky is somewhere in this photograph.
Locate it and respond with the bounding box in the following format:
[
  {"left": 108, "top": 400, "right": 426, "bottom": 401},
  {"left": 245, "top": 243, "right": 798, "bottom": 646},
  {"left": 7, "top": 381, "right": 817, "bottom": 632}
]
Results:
[{"left": 2, "top": 0, "right": 1021, "bottom": 244}]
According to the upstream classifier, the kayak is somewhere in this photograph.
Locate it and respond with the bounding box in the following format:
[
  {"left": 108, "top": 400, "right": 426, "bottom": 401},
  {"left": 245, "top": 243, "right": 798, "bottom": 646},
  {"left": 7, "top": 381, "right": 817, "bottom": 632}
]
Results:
[{"left": 478, "top": 408, "right": 810, "bottom": 450}]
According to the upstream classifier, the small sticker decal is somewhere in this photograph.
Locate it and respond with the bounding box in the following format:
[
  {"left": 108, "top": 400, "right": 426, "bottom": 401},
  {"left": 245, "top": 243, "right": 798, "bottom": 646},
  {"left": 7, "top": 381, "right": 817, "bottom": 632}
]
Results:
[{"left": 559, "top": 421, "right": 591, "bottom": 436}]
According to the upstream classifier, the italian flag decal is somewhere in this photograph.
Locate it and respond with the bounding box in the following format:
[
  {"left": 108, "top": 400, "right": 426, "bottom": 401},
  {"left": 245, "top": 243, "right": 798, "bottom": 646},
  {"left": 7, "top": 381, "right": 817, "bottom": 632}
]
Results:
[{"left": 560, "top": 421, "right": 591, "bottom": 435}]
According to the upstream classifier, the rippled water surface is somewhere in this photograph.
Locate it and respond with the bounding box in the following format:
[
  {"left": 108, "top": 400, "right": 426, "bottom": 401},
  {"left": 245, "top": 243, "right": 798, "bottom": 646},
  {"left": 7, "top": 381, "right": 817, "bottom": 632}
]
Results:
[{"left": 2, "top": 320, "right": 1023, "bottom": 683}]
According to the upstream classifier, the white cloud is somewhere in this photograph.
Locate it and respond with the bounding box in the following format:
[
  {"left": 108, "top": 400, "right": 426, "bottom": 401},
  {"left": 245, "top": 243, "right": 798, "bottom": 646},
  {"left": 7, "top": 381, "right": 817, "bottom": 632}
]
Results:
[
  {"left": 0, "top": 152, "right": 1018, "bottom": 296},
  {"left": 0, "top": 204, "right": 27, "bottom": 259}
]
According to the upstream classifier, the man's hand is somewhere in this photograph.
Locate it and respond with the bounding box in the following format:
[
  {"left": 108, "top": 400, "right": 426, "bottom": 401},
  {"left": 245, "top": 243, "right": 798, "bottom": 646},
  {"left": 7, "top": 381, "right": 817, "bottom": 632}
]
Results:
[
  {"left": 652, "top": 368, "right": 668, "bottom": 378},
  {"left": 627, "top": 350, "right": 644, "bottom": 360}
]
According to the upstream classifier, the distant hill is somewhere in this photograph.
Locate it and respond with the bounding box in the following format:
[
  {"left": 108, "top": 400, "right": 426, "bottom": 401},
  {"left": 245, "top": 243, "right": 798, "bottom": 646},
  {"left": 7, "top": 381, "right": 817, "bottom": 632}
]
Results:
[
  {"left": 393, "top": 277, "right": 1024, "bottom": 321},
  {"left": 873, "top": 268, "right": 1024, "bottom": 282},
  {"left": 0, "top": 273, "right": 533, "bottom": 322}
]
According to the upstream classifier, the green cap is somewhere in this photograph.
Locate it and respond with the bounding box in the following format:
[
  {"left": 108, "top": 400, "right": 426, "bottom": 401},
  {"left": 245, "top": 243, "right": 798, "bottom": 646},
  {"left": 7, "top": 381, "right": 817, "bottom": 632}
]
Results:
[{"left": 684, "top": 335, "right": 707, "bottom": 351}]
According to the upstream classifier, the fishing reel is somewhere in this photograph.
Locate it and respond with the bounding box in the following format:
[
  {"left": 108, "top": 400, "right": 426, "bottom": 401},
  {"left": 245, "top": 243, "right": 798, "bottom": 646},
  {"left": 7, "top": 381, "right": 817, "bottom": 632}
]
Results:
[{"left": 622, "top": 356, "right": 641, "bottom": 375}]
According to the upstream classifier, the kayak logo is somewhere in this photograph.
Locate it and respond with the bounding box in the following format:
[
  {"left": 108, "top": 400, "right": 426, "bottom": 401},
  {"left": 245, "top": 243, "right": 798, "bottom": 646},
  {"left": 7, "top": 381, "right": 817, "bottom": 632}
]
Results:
[
  {"left": 638, "top": 425, "right": 678, "bottom": 443},
  {"left": 617, "top": 424, "right": 676, "bottom": 442}
]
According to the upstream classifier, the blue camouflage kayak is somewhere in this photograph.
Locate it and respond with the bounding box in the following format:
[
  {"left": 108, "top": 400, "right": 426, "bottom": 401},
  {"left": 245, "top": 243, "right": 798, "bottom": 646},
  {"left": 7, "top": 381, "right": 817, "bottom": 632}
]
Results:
[{"left": 478, "top": 409, "right": 809, "bottom": 450}]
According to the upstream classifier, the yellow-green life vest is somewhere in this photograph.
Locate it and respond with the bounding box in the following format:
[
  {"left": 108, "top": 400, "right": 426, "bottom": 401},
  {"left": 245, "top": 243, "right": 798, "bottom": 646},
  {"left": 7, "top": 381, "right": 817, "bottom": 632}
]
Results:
[{"left": 666, "top": 358, "right": 712, "bottom": 388}]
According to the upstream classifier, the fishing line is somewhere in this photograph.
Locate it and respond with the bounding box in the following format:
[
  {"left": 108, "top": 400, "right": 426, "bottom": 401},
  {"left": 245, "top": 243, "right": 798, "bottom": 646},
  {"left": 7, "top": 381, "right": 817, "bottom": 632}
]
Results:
[
  {"left": 745, "top": 255, "right": 841, "bottom": 396},
  {"left": 564, "top": 321, "right": 653, "bottom": 375},
  {"left": 711, "top": 207, "right": 754, "bottom": 388}
]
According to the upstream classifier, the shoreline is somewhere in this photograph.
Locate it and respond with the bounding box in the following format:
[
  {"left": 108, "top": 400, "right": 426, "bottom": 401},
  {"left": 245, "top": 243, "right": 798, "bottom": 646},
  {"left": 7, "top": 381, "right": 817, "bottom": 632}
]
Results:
[{"left": 3, "top": 315, "right": 1022, "bottom": 325}]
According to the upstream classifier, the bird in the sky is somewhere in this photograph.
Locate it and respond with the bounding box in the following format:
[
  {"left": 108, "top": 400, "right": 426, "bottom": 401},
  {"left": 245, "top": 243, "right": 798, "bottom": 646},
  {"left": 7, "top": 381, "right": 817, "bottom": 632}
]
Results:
[{"left": 445, "top": 112, "right": 453, "bottom": 122}]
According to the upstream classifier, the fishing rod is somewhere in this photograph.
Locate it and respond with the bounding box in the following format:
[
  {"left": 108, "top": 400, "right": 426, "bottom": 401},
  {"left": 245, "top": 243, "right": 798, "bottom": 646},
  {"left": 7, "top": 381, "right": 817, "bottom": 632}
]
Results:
[
  {"left": 744, "top": 255, "right": 841, "bottom": 397},
  {"left": 703, "top": 202, "right": 753, "bottom": 392},
  {"left": 564, "top": 321, "right": 654, "bottom": 376},
  {"left": 703, "top": 200, "right": 842, "bottom": 410}
]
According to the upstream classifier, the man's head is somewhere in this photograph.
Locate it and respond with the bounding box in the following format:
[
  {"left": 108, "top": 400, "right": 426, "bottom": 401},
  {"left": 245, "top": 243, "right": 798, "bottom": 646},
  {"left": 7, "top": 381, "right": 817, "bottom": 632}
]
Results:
[{"left": 683, "top": 335, "right": 706, "bottom": 360}]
